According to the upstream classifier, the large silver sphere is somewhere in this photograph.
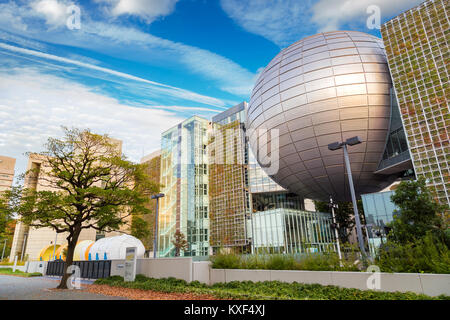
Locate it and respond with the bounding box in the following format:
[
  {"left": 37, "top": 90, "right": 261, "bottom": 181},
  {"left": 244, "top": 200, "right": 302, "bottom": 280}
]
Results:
[{"left": 247, "top": 31, "right": 393, "bottom": 201}]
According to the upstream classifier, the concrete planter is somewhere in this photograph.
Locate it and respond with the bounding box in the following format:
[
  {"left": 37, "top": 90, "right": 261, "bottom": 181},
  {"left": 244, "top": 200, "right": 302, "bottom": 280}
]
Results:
[
  {"left": 207, "top": 267, "right": 450, "bottom": 296},
  {"left": 225, "top": 269, "right": 271, "bottom": 283},
  {"left": 271, "top": 270, "right": 333, "bottom": 285},
  {"left": 419, "top": 273, "right": 450, "bottom": 297},
  {"left": 91, "top": 258, "right": 450, "bottom": 297}
]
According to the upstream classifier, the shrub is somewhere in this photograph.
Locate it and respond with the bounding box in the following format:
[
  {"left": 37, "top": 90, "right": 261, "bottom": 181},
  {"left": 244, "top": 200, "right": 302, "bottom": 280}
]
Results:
[
  {"left": 296, "top": 252, "right": 360, "bottom": 271},
  {"left": 243, "top": 254, "right": 264, "bottom": 269},
  {"left": 209, "top": 251, "right": 361, "bottom": 272},
  {"left": 376, "top": 232, "right": 450, "bottom": 274},
  {"left": 265, "top": 254, "right": 297, "bottom": 270},
  {"left": 210, "top": 252, "right": 242, "bottom": 269},
  {"left": 94, "top": 275, "right": 447, "bottom": 300}
]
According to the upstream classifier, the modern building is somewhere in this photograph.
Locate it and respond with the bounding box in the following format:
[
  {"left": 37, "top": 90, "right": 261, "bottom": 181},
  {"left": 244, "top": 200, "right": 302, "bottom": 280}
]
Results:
[
  {"left": 209, "top": 103, "right": 251, "bottom": 252},
  {"left": 250, "top": 209, "right": 336, "bottom": 254},
  {"left": 247, "top": 30, "right": 413, "bottom": 202},
  {"left": 361, "top": 190, "right": 399, "bottom": 255},
  {"left": 0, "top": 155, "right": 15, "bottom": 193},
  {"left": 209, "top": 103, "right": 337, "bottom": 254},
  {"left": 158, "top": 116, "right": 210, "bottom": 257},
  {"left": 381, "top": 0, "right": 449, "bottom": 208},
  {"left": 156, "top": 104, "right": 337, "bottom": 257}
]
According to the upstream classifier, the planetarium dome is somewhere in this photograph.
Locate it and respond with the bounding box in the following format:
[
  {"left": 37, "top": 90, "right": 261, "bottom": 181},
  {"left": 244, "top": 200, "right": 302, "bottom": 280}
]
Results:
[{"left": 247, "top": 31, "right": 395, "bottom": 201}]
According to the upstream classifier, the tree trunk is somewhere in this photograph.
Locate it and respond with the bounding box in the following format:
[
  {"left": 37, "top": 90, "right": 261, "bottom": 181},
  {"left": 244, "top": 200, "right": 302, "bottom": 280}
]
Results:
[{"left": 57, "top": 227, "right": 81, "bottom": 289}]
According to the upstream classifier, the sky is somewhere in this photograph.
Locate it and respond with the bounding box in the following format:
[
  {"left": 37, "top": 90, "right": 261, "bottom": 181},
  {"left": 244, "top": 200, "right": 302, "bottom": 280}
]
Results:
[{"left": 0, "top": 0, "right": 424, "bottom": 180}]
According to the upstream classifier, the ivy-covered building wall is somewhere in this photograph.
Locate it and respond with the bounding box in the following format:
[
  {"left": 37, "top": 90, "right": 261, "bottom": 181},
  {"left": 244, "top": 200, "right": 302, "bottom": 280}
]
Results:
[{"left": 381, "top": 0, "right": 449, "bottom": 208}]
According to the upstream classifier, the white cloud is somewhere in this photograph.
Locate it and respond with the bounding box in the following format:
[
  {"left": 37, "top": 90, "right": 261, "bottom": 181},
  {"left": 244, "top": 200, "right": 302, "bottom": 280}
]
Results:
[
  {"left": 221, "top": 0, "right": 425, "bottom": 46},
  {"left": 311, "top": 0, "right": 424, "bottom": 32},
  {"left": 96, "top": 0, "right": 179, "bottom": 23},
  {"left": 0, "top": 1, "right": 257, "bottom": 97},
  {"left": 0, "top": 42, "right": 227, "bottom": 107},
  {"left": 0, "top": 68, "right": 186, "bottom": 179},
  {"left": 30, "top": 0, "right": 73, "bottom": 28},
  {"left": 81, "top": 22, "right": 257, "bottom": 96},
  {"left": 0, "top": 1, "right": 31, "bottom": 31},
  {"left": 220, "top": 0, "right": 315, "bottom": 47}
]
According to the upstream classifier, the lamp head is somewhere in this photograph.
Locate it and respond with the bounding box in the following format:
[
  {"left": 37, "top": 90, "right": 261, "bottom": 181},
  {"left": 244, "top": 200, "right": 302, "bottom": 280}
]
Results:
[
  {"left": 345, "top": 136, "right": 362, "bottom": 146},
  {"left": 328, "top": 142, "right": 342, "bottom": 151}
]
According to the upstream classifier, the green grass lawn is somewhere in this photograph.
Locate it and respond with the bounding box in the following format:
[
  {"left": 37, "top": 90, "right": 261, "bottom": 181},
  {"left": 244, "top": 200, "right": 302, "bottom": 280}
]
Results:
[
  {"left": 95, "top": 275, "right": 449, "bottom": 300},
  {"left": 0, "top": 268, "right": 42, "bottom": 277}
]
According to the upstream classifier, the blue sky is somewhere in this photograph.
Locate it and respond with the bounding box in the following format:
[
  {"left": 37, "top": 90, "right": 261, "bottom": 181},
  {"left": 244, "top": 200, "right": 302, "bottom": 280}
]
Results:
[{"left": 0, "top": 0, "right": 423, "bottom": 177}]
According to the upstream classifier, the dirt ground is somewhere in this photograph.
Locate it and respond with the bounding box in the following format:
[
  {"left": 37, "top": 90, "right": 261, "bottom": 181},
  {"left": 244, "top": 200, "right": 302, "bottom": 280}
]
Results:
[{"left": 85, "top": 284, "right": 223, "bottom": 300}]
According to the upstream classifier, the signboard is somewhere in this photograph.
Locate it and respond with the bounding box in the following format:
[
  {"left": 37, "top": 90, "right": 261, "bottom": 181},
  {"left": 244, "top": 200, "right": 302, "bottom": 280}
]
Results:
[{"left": 124, "top": 247, "right": 137, "bottom": 282}]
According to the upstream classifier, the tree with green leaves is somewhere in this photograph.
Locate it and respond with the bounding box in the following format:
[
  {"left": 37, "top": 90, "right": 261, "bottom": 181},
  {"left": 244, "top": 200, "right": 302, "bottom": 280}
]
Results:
[
  {"left": 1, "top": 128, "right": 157, "bottom": 288},
  {"left": 376, "top": 178, "right": 449, "bottom": 273},
  {"left": 172, "top": 230, "right": 188, "bottom": 257},
  {"left": 388, "top": 177, "right": 448, "bottom": 245},
  {"left": 0, "top": 196, "right": 9, "bottom": 240},
  {"left": 0, "top": 192, "right": 14, "bottom": 260},
  {"left": 314, "top": 199, "right": 365, "bottom": 244}
]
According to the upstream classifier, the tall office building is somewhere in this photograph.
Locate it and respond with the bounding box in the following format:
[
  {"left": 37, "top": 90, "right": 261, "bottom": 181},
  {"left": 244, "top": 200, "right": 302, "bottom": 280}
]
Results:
[
  {"left": 381, "top": 0, "right": 449, "bottom": 207},
  {"left": 209, "top": 103, "right": 337, "bottom": 254},
  {"left": 0, "top": 155, "right": 15, "bottom": 193},
  {"left": 158, "top": 116, "right": 210, "bottom": 257},
  {"left": 209, "top": 103, "right": 251, "bottom": 252}
]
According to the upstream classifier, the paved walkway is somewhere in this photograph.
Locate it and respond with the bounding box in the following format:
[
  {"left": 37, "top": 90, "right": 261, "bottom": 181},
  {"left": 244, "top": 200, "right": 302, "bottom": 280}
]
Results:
[{"left": 0, "top": 275, "right": 126, "bottom": 300}]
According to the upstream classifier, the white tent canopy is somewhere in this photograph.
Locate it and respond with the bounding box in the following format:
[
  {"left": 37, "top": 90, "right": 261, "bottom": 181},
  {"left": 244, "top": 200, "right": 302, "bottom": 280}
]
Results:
[{"left": 87, "top": 234, "right": 145, "bottom": 260}]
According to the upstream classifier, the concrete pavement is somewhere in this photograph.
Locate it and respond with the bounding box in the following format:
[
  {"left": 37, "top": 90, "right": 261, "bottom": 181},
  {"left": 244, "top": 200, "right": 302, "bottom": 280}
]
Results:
[{"left": 0, "top": 275, "right": 126, "bottom": 300}]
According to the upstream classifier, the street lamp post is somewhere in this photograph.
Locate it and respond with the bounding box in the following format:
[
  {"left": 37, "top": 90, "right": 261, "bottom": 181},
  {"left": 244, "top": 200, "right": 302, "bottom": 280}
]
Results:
[
  {"left": 151, "top": 193, "right": 165, "bottom": 259},
  {"left": 1, "top": 239, "right": 6, "bottom": 261},
  {"left": 20, "top": 233, "right": 28, "bottom": 261},
  {"left": 329, "top": 196, "right": 342, "bottom": 261},
  {"left": 51, "top": 232, "right": 58, "bottom": 261},
  {"left": 328, "top": 136, "right": 368, "bottom": 258}
]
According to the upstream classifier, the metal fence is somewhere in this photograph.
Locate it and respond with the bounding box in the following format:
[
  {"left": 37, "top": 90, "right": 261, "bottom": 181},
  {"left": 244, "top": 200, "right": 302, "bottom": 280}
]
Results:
[{"left": 46, "top": 260, "right": 111, "bottom": 279}]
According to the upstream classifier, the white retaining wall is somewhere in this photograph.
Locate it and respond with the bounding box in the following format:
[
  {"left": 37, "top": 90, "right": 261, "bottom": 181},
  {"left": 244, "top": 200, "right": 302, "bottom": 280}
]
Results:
[
  {"left": 110, "top": 258, "right": 194, "bottom": 282},
  {"left": 24, "top": 261, "right": 48, "bottom": 274},
  {"left": 209, "top": 268, "right": 450, "bottom": 297},
  {"left": 92, "top": 258, "right": 450, "bottom": 297}
]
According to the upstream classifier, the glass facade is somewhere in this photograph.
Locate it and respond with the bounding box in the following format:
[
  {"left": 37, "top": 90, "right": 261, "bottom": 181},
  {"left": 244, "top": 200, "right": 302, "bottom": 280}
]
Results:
[
  {"left": 381, "top": 0, "right": 450, "bottom": 208},
  {"left": 361, "top": 190, "right": 399, "bottom": 255},
  {"left": 159, "top": 104, "right": 337, "bottom": 257},
  {"left": 248, "top": 149, "right": 286, "bottom": 193},
  {"left": 158, "top": 116, "right": 210, "bottom": 257},
  {"left": 381, "top": 89, "right": 410, "bottom": 161},
  {"left": 209, "top": 119, "right": 251, "bottom": 250},
  {"left": 248, "top": 209, "right": 336, "bottom": 254},
  {"left": 209, "top": 102, "right": 336, "bottom": 254},
  {"left": 375, "top": 88, "right": 414, "bottom": 174}
]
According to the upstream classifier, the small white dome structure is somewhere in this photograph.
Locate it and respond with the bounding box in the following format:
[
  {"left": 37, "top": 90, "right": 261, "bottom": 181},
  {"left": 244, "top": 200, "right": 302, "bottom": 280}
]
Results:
[
  {"left": 87, "top": 234, "right": 145, "bottom": 260},
  {"left": 74, "top": 240, "right": 94, "bottom": 261}
]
